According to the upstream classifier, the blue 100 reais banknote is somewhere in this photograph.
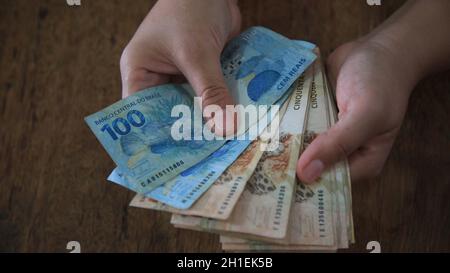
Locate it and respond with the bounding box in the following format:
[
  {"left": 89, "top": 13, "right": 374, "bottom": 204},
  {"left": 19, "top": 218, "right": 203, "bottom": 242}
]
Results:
[
  {"left": 85, "top": 27, "right": 316, "bottom": 194},
  {"left": 108, "top": 139, "right": 252, "bottom": 209}
]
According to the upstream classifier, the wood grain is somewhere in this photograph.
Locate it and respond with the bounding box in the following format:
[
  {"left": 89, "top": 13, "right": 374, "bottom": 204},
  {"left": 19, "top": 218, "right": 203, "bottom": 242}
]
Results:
[{"left": 0, "top": 0, "right": 449, "bottom": 252}]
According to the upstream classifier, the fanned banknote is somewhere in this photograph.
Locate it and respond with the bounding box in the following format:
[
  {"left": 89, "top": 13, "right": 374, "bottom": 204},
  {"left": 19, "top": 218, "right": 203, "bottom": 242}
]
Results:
[
  {"left": 129, "top": 140, "right": 264, "bottom": 219},
  {"left": 171, "top": 70, "right": 313, "bottom": 239},
  {"left": 86, "top": 84, "right": 225, "bottom": 194},
  {"left": 127, "top": 104, "right": 291, "bottom": 218},
  {"left": 109, "top": 140, "right": 250, "bottom": 209},
  {"left": 86, "top": 27, "right": 316, "bottom": 194},
  {"left": 109, "top": 82, "right": 293, "bottom": 209},
  {"left": 86, "top": 28, "right": 353, "bottom": 251},
  {"left": 219, "top": 60, "right": 337, "bottom": 249},
  {"left": 115, "top": 39, "right": 315, "bottom": 211},
  {"left": 321, "top": 59, "right": 355, "bottom": 245},
  {"left": 218, "top": 55, "right": 354, "bottom": 252},
  {"left": 108, "top": 38, "right": 315, "bottom": 210},
  {"left": 222, "top": 27, "right": 316, "bottom": 109}
]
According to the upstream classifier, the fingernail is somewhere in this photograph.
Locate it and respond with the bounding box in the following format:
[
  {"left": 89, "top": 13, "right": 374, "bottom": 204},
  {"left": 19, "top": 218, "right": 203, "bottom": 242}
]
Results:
[{"left": 302, "top": 160, "right": 324, "bottom": 182}]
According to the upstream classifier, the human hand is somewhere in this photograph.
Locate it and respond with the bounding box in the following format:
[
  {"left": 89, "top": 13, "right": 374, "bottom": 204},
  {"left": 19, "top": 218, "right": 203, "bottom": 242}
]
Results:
[
  {"left": 297, "top": 0, "right": 450, "bottom": 182},
  {"left": 297, "top": 38, "right": 420, "bottom": 182},
  {"left": 120, "top": 0, "right": 241, "bottom": 134}
]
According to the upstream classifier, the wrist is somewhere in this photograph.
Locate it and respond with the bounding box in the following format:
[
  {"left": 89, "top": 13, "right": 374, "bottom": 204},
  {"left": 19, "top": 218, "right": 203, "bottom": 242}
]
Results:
[
  {"left": 364, "top": 0, "right": 450, "bottom": 90},
  {"left": 363, "top": 28, "right": 422, "bottom": 97}
]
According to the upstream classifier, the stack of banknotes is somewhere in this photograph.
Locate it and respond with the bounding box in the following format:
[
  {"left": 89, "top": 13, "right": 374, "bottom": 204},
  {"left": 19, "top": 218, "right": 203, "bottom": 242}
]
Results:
[{"left": 85, "top": 27, "right": 354, "bottom": 252}]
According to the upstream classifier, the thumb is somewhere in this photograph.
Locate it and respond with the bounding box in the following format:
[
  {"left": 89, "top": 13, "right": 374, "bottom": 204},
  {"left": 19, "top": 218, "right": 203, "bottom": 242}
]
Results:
[
  {"left": 297, "top": 109, "right": 375, "bottom": 183},
  {"left": 176, "top": 48, "right": 236, "bottom": 136}
]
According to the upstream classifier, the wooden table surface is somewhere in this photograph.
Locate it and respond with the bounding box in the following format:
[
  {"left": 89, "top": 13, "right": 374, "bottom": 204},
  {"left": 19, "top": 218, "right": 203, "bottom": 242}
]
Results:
[{"left": 0, "top": 0, "right": 449, "bottom": 253}]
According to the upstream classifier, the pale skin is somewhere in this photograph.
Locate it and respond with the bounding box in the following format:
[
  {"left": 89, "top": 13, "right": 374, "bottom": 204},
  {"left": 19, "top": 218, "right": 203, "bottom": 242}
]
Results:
[{"left": 120, "top": 0, "right": 450, "bottom": 183}]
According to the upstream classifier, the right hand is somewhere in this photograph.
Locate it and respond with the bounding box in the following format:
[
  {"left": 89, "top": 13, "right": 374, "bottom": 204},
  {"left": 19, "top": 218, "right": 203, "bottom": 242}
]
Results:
[{"left": 120, "top": 0, "right": 241, "bottom": 134}]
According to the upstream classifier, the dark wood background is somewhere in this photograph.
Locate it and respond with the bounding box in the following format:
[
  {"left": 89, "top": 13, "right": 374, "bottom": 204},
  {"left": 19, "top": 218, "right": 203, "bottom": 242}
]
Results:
[{"left": 0, "top": 0, "right": 449, "bottom": 253}]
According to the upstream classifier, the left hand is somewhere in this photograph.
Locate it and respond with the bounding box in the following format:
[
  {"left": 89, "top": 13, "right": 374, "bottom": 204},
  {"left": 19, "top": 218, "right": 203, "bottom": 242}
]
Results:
[{"left": 297, "top": 37, "right": 419, "bottom": 182}]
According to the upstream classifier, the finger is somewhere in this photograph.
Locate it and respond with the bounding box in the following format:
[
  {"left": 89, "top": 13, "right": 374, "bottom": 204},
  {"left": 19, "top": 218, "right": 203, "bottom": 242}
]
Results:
[
  {"left": 326, "top": 42, "right": 360, "bottom": 90},
  {"left": 176, "top": 48, "right": 237, "bottom": 136},
  {"left": 121, "top": 68, "right": 170, "bottom": 98},
  {"left": 226, "top": 0, "right": 242, "bottom": 38},
  {"left": 176, "top": 48, "right": 234, "bottom": 108},
  {"left": 297, "top": 109, "right": 378, "bottom": 183},
  {"left": 120, "top": 46, "right": 171, "bottom": 98}
]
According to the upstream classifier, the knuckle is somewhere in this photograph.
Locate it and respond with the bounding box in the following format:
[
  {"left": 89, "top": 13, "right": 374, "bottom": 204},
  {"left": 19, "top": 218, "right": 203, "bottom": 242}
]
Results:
[
  {"left": 202, "top": 85, "right": 229, "bottom": 106},
  {"left": 203, "top": 85, "right": 227, "bottom": 95}
]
